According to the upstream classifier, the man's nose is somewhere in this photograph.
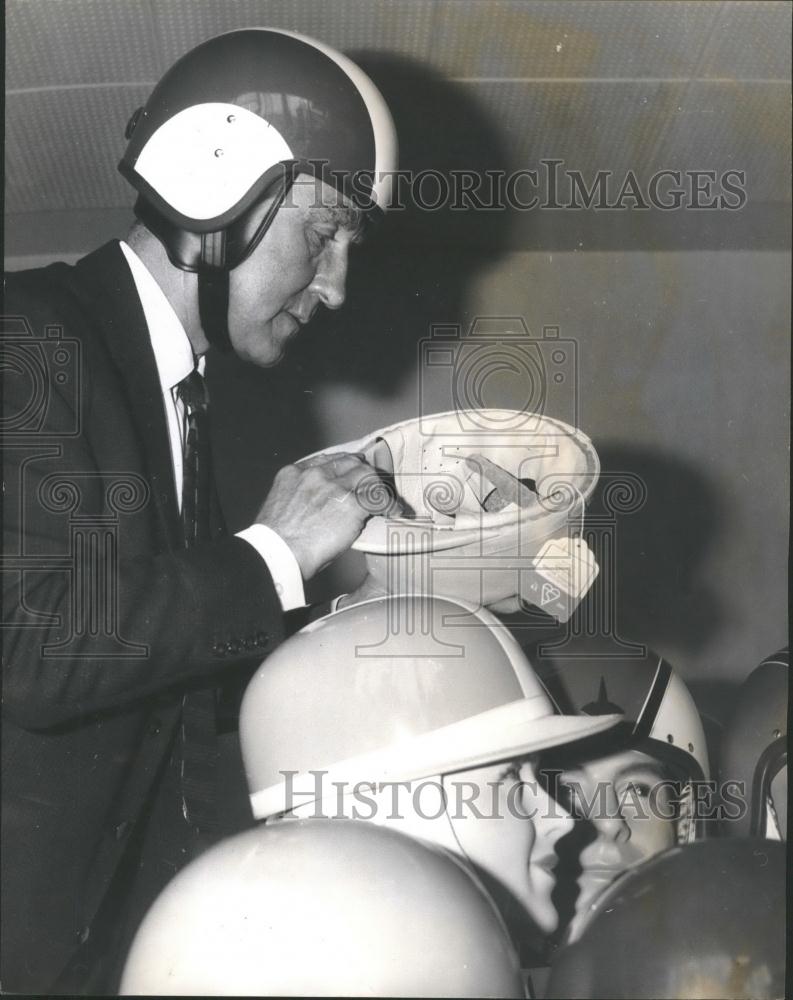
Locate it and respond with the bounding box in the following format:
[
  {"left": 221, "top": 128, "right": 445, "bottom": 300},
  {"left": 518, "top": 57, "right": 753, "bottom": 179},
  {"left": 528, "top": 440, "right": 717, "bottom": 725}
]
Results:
[{"left": 310, "top": 244, "right": 348, "bottom": 310}]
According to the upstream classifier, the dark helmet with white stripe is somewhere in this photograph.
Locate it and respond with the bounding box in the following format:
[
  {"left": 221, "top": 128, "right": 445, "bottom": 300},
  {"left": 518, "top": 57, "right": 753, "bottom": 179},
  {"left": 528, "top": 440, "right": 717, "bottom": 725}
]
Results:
[
  {"left": 546, "top": 839, "right": 786, "bottom": 1000},
  {"left": 119, "top": 29, "right": 397, "bottom": 350}
]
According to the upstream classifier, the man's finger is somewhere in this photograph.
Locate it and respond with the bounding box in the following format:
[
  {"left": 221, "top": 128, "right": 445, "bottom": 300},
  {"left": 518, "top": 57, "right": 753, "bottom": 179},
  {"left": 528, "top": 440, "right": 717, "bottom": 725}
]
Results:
[
  {"left": 337, "top": 461, "right": 384, "bottom": 492},
  {"left": 296, "top": 451, "right": 368, "bottom": 475}
]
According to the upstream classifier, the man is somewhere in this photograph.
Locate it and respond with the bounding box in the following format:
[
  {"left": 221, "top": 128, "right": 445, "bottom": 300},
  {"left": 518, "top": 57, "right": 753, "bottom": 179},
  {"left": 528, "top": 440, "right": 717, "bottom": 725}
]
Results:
[{"left": 2, "top": 29, "right": 396, "bottom": 993}]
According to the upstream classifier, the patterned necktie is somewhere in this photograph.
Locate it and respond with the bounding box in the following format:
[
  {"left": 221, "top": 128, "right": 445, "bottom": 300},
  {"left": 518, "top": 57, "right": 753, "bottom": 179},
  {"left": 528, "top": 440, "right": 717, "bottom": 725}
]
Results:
[
  {"left": 177, "top": 368, "right": 212, "bottom": 547},
  {"left": 175, "top": 367, "right": 217, "bottom": 835}
]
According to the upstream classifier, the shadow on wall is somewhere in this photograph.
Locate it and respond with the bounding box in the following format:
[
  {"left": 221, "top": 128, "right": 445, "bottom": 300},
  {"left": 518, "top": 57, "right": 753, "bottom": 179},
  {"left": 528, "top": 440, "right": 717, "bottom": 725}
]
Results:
[
  {"left": 478, "top": 442, "right": 727, "bottom": 672},
  {"left": 208, "top": 53, "right": 514, "bottom": 536},
  {"left": 508, "top": 442, "right": 732, "bottom": 766},
  {"left": 585, "top": 442, "right": 726, "bottom": 664},
  {"left": 591, "top": 442, "right": 735, "bottom": 757}
]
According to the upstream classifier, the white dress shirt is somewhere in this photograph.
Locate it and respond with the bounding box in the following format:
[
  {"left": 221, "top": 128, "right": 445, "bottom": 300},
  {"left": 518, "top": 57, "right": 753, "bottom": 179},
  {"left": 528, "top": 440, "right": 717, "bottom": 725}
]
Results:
[{"left": 119, "top": 241, "right": 306, "bottom": 611}]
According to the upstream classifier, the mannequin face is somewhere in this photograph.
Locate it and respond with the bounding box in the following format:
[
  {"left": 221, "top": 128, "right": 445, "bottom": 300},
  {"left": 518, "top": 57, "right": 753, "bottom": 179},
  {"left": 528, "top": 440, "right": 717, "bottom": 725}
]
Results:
[
  {"left": 443, "top": 760, "right": 574, "bottom": 933},
  {"left": 536, "top": 748, "right": 676, "bottom": 940},
  {"left": 285, "top": 758, "right": 579, "bottom": 936}
]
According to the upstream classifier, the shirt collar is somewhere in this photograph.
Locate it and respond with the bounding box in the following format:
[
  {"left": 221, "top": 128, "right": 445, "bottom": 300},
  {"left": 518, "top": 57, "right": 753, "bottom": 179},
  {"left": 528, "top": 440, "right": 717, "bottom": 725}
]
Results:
[{"left": 119, "top": 240, "right": 205, "bottom": 390}]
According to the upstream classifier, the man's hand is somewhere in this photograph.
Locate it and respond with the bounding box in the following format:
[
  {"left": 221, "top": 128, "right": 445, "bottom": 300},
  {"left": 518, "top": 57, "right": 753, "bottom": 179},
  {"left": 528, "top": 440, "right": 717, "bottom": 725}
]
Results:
[{"left": 256, "top": 453, "right": 374, "bottom": 581}]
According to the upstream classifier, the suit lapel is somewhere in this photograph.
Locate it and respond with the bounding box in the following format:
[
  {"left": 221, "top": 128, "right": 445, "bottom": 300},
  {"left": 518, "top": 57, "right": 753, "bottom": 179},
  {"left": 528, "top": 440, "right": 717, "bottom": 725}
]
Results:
[{"left": 68, "top": 242, "right": 183, "bottom": 549}]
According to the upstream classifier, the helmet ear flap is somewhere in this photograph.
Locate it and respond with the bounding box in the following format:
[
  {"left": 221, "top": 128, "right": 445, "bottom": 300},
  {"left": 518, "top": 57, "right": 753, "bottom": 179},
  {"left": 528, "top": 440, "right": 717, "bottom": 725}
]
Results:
[
  {"left": 223, "top": 167, "right": 297, "bottom": 269},
  {"left": 135, "top": 166, "right": 296, "bottom": 272},
  {"left": 194, "top": 169, "right": 296, "bottom": 354},
  {"left": 134, "top": 168, "right": 297, "bottom": 354},
  {"left": 133, "top": 196, "right": 204, "bottom": 271}
]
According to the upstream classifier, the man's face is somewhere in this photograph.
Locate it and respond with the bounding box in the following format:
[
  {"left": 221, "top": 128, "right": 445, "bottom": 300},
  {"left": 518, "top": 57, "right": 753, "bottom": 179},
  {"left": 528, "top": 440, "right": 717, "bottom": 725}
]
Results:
[
  {"left": 444, "top": 760, "right": 574, "bottom": 934},
  {"left": 539, "top": 748, "right": 676, "bottom": 940},
  {"left": 226, "top": 177, "right": 363, "bottom": 367}
]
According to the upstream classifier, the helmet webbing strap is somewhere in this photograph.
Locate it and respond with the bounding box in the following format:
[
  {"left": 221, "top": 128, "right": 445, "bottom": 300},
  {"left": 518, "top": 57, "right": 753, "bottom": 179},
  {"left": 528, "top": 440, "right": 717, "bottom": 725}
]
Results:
[
  {"left": 197, "top": 270, "right": 232, "bottom": 353},
  {"left": 196, "top": 169, "right": 297, "bottom": 354}
]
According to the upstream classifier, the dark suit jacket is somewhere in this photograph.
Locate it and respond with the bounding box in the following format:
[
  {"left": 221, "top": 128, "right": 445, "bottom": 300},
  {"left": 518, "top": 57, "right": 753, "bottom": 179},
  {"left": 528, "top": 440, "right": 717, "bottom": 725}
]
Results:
[{"left": 1, "top": 242, "right": 285, "bottom": 992}]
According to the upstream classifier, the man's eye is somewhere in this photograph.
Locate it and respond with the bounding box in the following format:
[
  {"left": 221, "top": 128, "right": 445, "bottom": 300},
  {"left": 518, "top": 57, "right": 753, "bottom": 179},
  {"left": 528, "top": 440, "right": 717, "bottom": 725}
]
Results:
[{"left": 307, "top": 229, "right": 335, "bottom": 253}]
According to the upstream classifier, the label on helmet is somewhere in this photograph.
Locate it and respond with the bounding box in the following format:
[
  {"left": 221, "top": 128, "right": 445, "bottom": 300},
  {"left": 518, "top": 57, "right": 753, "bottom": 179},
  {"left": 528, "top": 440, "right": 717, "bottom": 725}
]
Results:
[{"left": 520, "top": 537, "right": 599, "bottom": 622}]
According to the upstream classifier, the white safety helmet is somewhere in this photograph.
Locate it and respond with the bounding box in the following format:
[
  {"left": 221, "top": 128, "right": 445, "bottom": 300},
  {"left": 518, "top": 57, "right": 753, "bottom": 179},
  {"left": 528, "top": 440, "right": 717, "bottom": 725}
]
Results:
[
  {"left": 303, "top": 409, "right": 601, "bottom": 617},
  {"left": 119, "top": 28, "right": 397, "bottom": 350},
  {"left": 120, "top": 818, "right": 526, "bottom": 997},
  {"left": 240, "top": 595, "right": 619, "bottom": 821}
]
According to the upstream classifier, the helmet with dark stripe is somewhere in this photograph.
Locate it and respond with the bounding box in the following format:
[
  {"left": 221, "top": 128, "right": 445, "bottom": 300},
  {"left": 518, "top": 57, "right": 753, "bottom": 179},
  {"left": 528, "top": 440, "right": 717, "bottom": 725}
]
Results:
[{"left": 529, "top": 634, "right": 709, "bottom": 842}]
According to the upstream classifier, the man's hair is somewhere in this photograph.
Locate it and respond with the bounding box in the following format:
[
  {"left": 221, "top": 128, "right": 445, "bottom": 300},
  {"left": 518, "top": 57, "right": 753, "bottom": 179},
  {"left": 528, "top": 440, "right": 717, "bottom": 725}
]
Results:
[{"left": 309, "top": 203, "right": 365, "bottom": 235}]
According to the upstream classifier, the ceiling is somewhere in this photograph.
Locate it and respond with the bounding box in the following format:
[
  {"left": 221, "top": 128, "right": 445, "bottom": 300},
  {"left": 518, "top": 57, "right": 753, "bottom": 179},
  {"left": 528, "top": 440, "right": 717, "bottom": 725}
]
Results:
[{"left": 5, "top": 0, "right": 791, "bottom": 261}]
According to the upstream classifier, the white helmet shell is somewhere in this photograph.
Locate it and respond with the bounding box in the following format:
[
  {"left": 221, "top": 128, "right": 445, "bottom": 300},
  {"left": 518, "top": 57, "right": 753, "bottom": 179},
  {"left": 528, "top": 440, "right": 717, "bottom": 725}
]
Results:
[
  {"left": 530, "top": 638, "right": 710, "bottom": 783},
  {"left": 646, "top": 667, "right": 709, "bottom": 780},
  {"left": 302, "top": 408, "right": 600, "bottom": 609},
  {"left": 120, "top": 819, "right": 525, "bottom": 997},
  {"left": 240, "top": 595, "right": 620, "bottom": 820}
]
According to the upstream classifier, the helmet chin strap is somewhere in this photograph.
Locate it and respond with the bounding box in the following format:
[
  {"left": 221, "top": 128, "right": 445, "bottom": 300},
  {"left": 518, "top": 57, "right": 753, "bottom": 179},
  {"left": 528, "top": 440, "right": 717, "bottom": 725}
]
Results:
[
  {"left": 197, "top": 269, "right": 233, "bottom": 353},
  {"left": 197, "top": 169, "right": 298, "bottom": 355}
]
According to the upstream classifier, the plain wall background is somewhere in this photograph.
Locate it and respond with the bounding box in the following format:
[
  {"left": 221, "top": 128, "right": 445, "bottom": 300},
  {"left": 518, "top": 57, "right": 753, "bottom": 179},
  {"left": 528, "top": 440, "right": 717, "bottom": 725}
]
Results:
[{"left": 5, "top": 1, "right": 790, "bottom": 703}]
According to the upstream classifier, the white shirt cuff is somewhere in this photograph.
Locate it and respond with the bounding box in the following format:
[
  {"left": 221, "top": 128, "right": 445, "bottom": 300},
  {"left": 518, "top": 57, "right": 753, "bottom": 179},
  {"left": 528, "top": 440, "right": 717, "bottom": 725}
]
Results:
[{"left": 235, "top": 525, "right": 307, "bottom": 612}]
